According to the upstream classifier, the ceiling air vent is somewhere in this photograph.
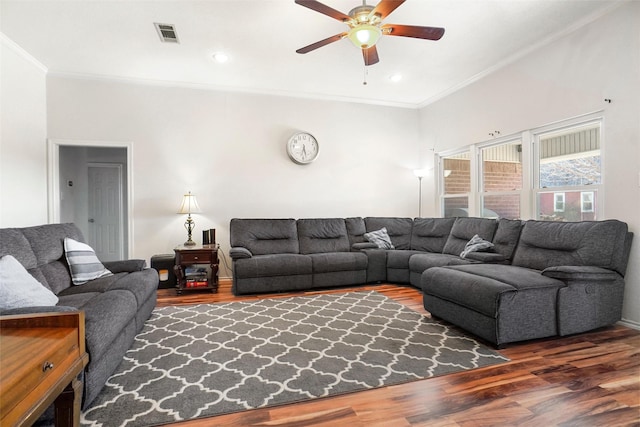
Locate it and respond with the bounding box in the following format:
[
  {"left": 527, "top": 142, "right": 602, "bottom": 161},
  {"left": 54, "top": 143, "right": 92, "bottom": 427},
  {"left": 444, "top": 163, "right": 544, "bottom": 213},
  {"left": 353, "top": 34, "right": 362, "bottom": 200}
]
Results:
[{"left": 154, "top": 23, "right": 179, "bottom": 43}]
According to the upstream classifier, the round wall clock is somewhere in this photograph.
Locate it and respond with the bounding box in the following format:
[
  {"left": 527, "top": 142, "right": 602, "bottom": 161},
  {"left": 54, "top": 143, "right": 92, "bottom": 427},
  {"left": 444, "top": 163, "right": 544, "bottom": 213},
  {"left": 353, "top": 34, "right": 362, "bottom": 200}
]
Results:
[{"left": 286, "top": 132, "right": 319, "bottom": 165}]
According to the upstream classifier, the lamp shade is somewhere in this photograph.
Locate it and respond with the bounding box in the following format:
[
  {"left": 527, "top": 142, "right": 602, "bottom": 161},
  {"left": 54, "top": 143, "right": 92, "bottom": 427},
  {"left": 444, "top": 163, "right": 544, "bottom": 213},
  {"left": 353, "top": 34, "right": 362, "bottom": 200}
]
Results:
[{"left": 177, "top": 191, "right": 202, "bottom": 214}]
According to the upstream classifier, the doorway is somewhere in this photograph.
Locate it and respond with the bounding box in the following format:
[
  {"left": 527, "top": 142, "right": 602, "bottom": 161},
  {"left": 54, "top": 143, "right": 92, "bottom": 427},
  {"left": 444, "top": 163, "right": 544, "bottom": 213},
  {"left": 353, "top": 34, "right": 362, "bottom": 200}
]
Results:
[{"left": 48, "top": 140, "right": 133, "bottom": 261}]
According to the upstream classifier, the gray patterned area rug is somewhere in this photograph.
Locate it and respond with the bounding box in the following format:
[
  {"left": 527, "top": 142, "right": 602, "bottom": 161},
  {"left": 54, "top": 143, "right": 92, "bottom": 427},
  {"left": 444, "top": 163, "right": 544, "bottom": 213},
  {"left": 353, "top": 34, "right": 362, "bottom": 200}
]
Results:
[{"left": 81, "top": 291, "right": 508, "bottom": 427}]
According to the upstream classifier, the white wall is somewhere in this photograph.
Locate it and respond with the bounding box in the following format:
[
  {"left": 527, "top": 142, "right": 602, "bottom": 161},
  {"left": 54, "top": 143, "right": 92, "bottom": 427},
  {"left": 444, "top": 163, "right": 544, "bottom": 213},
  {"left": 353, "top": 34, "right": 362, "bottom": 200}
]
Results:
[
  {"left": 46, "top": 78, "right": 422, "bottom": 276},
  {"left": 419, "top": 2, "right": 640, "bottom": 326},
  {"left": 0, "top": 36, "right": 48, "bottom": 226}
]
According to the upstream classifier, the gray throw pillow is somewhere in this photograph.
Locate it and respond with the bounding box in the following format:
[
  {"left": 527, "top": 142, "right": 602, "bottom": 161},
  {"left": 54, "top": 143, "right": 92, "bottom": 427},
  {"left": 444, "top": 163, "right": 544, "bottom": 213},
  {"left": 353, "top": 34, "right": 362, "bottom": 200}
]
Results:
[
  {"left": 64, "top": 238, "right": 113, "bottom": 285},
  {"left": 460, "top": 234, "right": 494, "bottom": 258},
  {"left": 0, "top": 255, "right": 59, "bottom": 309},
  {"left": 364, "top": 227, "right": 395, "bottom": 249}
]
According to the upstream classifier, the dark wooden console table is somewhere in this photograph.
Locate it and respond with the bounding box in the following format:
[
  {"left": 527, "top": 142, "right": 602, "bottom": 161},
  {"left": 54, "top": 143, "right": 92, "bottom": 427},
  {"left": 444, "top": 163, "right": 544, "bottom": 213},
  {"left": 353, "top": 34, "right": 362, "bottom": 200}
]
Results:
[{"left": 0, "top": 311, "right": 89, "bottom": 427}]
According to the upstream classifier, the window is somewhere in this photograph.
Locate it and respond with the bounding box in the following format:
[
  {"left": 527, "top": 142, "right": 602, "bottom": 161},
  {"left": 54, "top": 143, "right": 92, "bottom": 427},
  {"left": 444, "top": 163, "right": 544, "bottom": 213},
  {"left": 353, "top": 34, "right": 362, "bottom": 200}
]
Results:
[
  {"left": 436, "top": 112, "right": 603, "bottom": 222},
  {"left": 480, "top": 140, "right": 522, "bottom": 219},
  {"left": 440, "top": 151, "right": 470, "bottom": 217},
  {"left": 582, "top": 191, "right": 594, "bottom": 212},
  {"left": 534, "top": 119, "right": 601, "bottom": 221},
  {"left": 554, "top": 193, "right": 565, "bottom": 212}
]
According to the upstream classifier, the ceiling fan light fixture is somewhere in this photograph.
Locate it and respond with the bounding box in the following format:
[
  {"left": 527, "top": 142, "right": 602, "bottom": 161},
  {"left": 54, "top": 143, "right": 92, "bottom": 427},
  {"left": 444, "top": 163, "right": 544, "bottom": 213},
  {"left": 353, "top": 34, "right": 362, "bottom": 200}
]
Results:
[{"left": 348, "top": 24, "right": 381, "bottom": 49}]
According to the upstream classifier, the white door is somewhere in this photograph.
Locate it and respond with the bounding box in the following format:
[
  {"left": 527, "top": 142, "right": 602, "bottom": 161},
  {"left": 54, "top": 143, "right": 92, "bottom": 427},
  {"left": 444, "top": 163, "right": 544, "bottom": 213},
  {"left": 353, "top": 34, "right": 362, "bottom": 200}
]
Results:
[{"left": 88, "top": 164, "right": 124, "bottom": 261}]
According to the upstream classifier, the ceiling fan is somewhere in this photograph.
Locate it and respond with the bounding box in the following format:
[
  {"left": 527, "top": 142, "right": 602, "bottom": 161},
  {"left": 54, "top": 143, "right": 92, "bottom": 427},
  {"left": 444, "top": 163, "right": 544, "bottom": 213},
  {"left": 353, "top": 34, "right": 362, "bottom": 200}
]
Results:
[{"left": 295, "top": 0, "right": 445, "bottom": 66}]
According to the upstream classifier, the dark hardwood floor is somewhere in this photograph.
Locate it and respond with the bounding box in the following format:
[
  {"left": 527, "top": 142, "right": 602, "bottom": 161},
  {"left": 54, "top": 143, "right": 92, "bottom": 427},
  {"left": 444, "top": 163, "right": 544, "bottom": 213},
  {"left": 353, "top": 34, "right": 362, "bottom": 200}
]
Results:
[{"left": 156, "top": 280, "right": 640, "bottom": 426}]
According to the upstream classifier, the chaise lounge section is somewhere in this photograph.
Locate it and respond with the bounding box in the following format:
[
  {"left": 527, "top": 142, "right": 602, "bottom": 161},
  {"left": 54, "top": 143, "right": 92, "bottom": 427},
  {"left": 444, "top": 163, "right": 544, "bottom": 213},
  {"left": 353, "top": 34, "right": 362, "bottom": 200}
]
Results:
[{"left": 422, "top": 219, "right": 633, "bottom": 346}]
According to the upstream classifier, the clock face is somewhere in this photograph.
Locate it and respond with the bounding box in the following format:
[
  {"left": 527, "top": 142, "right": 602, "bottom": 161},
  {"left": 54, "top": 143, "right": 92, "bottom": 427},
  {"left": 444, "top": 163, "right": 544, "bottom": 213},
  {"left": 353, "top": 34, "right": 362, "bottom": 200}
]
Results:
[{"left": 287, "top": 132, "right": 319, "bottom": 165}]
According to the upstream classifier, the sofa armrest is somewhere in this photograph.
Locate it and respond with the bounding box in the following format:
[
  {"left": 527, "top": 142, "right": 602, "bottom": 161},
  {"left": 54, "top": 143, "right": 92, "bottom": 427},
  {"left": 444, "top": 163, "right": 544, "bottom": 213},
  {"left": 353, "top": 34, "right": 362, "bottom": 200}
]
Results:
[
  {"left": 230, "top": 247, "right": 253, "bottom": 259},
  {"left": 0, "top": 305, "right": 79, "bottom": 316},
  {"left": 462, "top": 252, "right": 508, "bottom": 263},
  {"left": 352, "top": 242, "right": 380, "bottom": 251},
  {"left": 103, "top": 259, "right": 147, "bottom": 273},
  {"left": 542, "top": 265, "right": 619, "bottom": 282}
]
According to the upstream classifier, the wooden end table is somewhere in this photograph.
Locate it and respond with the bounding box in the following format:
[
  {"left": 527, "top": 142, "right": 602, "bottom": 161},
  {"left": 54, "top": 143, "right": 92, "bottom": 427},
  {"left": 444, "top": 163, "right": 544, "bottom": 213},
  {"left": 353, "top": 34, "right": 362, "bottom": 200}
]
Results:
[
  {"left": 0, "top": 311, "right": 89, "bottom": 427},
  {"left": 174, "top": 244, "right": 219, "bottom": 294}
]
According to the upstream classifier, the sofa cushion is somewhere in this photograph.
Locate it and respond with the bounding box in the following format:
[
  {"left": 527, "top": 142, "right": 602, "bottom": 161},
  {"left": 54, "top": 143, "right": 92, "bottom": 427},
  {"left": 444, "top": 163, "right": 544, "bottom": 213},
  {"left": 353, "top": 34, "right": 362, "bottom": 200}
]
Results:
[
  {"left": 411, "top": 217, "right": 456, "bottom": 252},
  {"left": 230, "top": 219, "right": 300, "bottom": 255},
  {"left": 364, "top": 227, "right": 394, "bottom": 249},
  {"left": 233, "top": 254, "right": 312, "bottom": 279},
  {"left": 423, "top": 264, "right": 565, "bottom": 318},
  {"left": 491, "top": 218, "right": 523, "bottom": 260},
  {"left": 345, "top": 217, "right": 367, "bottom": 246},
  {"left": 442, "top": 217, "right": 498, "bottom": 256},
  {"left": 387, "top": 250, "right": 423, "bottom": 270},
  {"left": 409, "top": 253, "right": 471, "bottom": 273},
  {"left": 511, "top": 220, "right": 629, "bottom": 275},
  {"left": 0, "top": 255, "right": 59, "bottom": 309},
  {"left": 365, "top": 217, "right": 413, "bottom": 250},
  {"left": 309, "top": 252, "right": 368, "bottom": 273},
  {"left": 297, "top": 218, "right": 350, "bottom": 254},
  {"left": 58, "top": 271, "right": 157, "bottom": 310}
]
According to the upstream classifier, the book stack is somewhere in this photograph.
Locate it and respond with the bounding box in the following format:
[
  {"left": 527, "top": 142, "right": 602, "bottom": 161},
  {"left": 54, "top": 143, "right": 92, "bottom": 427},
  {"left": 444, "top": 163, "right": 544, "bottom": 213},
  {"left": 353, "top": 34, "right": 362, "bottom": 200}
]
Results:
[{"left": 184, "top": 266, "right": 208, "bottom": 288}]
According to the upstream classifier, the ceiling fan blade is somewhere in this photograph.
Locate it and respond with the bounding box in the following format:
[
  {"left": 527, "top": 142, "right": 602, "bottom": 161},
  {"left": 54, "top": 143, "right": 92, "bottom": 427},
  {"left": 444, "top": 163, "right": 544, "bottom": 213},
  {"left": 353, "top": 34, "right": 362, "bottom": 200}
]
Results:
[
  {"left": 369, "top": 0, "right": 406, "bottom": 20},
  {"left": 362, "top": 45, "right": 380, "bottom": 66},
  {"left": 296, "top": 33, "right": 347, "bottom": 54},
  {"left": 295, "top": 0, "right": 351, "bottom": 22},
  {"left": 382, "top": 24, "right": 445, "bottom": 40}
]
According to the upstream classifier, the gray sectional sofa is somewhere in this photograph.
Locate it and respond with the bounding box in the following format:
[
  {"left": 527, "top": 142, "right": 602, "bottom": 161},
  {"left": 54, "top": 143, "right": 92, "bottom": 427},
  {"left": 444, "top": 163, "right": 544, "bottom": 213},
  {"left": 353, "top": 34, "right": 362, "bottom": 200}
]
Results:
[
  {"left": 0, "top": 223, "right": 158, "bottom": 408},
  {"left": 229, "top": 216, "right": 633, "bottom": 346}
]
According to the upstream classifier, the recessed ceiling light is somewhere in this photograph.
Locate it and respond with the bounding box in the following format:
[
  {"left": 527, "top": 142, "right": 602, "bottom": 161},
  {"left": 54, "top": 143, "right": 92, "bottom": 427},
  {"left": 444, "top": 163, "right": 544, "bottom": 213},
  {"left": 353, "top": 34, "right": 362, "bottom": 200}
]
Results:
[
  {"left": 389, "top": 73, "right": 403, "bottom": 83},
  {"left": 212, "top": 52, "right": 229, "bottom": 63}
]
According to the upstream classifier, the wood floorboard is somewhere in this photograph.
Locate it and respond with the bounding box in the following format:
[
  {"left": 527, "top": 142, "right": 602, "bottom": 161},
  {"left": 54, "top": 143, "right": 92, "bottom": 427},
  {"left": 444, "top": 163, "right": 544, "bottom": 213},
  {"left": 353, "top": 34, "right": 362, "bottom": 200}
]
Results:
[{"left": 154, "top": 281, "right": 640, "bottom": 426}]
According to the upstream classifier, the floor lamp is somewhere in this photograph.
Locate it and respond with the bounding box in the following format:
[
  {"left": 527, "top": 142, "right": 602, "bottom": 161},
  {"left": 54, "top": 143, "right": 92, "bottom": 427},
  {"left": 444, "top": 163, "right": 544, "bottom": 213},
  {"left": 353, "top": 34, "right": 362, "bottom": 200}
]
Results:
[{"left": 413, "top": 169, "right": 427, "bottom": 218}]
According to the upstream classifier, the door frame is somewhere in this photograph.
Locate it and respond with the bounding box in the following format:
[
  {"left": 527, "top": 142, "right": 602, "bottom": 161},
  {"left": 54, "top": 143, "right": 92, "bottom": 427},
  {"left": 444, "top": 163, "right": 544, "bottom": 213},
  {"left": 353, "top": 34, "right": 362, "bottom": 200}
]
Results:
[{"left": 47, "top": 139, "right": 134, "bottom": 257}]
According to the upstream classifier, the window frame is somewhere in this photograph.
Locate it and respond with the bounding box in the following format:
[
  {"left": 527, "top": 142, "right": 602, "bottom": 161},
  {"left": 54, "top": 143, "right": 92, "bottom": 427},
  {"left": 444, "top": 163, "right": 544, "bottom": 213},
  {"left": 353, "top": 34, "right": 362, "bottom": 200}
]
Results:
[
  {"left": 532, "top": 114, "right": 603, "bottom": 221},
  {"left": 478, "top": 136, "right": 524, "bottom": 219},
  {"left": 438, "top": 148, "right": 472, "bottom": 218},
  {"left": 581, "top": 191, "right": 594, "bottom": 213},
  {"left": 554, "top": 193, "right": 565, "bottom": 212}
]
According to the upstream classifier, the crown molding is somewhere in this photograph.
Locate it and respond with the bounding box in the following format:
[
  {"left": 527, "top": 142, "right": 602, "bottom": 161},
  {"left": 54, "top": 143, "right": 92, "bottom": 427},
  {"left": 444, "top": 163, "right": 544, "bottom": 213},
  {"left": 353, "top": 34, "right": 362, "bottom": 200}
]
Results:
[
  {"left": 46, "top": 70, "right": 420, "bottom": 110},
  {"left": 1, "top": 32, "right": 48, "bottom": 73}
]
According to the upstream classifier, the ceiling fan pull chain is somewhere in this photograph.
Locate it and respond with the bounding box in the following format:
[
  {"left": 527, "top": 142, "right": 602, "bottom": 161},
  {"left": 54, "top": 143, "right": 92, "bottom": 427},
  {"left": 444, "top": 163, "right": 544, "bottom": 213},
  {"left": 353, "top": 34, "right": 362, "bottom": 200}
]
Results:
[{"left": 363, "top": 66, "right": 368, "bottom": 85}]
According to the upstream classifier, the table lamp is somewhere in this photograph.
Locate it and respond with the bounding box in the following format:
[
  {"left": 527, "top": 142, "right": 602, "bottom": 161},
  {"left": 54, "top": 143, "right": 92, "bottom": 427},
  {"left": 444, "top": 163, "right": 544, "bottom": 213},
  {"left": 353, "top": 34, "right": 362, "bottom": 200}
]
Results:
[{"left": 177, "top": 191, "right": 201, "bottom": 246}]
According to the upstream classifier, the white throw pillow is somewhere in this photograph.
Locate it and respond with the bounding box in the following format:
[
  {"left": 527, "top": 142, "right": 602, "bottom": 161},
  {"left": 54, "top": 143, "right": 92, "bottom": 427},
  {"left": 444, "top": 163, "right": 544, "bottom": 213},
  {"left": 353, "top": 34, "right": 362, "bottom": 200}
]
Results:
[
  {"left": 0, "top": 255, "right": 59, "bottom": 309},
  {"left": 64, "top": 238, "right": 112, "bottom": 285}
]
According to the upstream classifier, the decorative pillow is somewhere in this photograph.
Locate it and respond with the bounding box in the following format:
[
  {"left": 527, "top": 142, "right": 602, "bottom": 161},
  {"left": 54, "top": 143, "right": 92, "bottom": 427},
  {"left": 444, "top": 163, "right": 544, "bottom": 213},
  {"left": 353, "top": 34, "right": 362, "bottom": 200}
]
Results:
[
  {"left": 460, "top": 234, "right": 494, "bottom": 258},
  {"left": 364, "top": 227, "right": 395, "bottom": 250},
  {"left": 0, "top": 255, "right": 59, "bottom": 309},
  {"left": 64, "top": 238, "right": 112, "bottom": 285}
]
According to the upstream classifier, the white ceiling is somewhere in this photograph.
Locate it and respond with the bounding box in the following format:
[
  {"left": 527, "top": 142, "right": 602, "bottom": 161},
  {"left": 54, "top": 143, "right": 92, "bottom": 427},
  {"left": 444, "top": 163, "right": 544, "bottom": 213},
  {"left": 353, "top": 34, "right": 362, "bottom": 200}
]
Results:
[{"left": 0, "top": 0, "right": 622, "bottom": 108}]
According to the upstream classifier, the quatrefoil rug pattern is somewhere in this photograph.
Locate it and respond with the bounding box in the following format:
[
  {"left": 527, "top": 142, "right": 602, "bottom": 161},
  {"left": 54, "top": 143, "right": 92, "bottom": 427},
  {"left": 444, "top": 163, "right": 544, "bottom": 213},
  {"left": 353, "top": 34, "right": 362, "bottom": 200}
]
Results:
[{"left": 81, "top": 291, "right": 508, "bottom": 427}]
